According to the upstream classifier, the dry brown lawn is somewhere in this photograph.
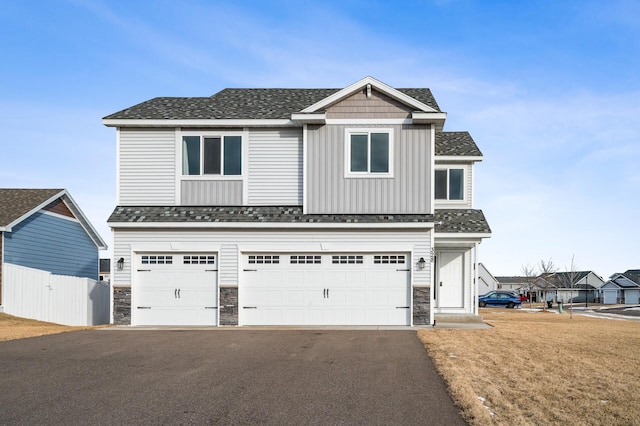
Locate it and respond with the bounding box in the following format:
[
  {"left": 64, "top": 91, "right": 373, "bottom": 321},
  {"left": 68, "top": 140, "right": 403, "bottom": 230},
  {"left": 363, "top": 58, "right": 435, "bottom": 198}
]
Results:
[
  {"left": 0, "top": 313, "right": 96, "bottom": 341},
  {"left": 418, "top": 309, "right": 640, "bottom": 425}
]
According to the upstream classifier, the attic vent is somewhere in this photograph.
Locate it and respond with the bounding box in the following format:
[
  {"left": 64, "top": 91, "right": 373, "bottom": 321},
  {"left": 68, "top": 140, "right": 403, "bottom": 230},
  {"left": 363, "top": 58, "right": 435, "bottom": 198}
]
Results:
[{"left": 366, "top": 84, "right": 372, "bottom": 98}]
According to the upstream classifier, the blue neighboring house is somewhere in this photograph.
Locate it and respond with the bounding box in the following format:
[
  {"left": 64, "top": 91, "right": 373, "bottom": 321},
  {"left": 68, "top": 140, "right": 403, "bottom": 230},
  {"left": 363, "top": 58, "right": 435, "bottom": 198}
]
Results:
[{"left": 0, "top": 189, "right": 107, "bottom": 306}]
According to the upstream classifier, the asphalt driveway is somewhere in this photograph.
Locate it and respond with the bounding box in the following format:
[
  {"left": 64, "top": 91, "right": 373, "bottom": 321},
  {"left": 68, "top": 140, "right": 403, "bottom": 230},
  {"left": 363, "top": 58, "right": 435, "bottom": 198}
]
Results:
[{"left": 0, "top": 329, "right": 465, "bottom": 425}]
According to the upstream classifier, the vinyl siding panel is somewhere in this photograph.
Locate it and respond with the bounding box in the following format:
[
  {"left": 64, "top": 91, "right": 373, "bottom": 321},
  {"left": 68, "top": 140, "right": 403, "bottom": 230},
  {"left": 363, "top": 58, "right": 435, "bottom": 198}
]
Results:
[
  {"left": 119, "top": 128, "right": 176, "bottom": 205},
  {"left": 112, "top": 228, "right": 432, "bottom": 288},
  {"left": 307, "top": 124, "right": 430, "bottom": 214},
  {"left": 433, "top": 162, "right": 473, "bottom": 209},
  {"left": 219, "top": 244, "right": 238, "bottom": 286},
  {"left": 181, "top": 180, "right": 242, "bottom": 205},
  {"left": 248, "top": 128, "right": 303, "bottom": 205},
  {"left": 326, "top": 89, "right": 412, "bottom": 119},
  {"left": 3, "top": 212, "right": 98, "bottom": 279}
]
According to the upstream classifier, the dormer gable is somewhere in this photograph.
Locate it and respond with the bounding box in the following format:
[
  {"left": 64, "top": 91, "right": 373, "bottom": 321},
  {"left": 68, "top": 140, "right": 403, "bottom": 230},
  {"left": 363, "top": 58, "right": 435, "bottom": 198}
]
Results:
[{"left": 291, "top": 76, "right": 447, "bottom": 129}]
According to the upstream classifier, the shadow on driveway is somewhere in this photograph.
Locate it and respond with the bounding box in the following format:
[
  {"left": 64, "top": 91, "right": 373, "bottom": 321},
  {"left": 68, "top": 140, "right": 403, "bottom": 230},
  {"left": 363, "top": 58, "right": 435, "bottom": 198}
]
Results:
[{"left": 0, "top": 330, "right": 465, "bottom": 425}]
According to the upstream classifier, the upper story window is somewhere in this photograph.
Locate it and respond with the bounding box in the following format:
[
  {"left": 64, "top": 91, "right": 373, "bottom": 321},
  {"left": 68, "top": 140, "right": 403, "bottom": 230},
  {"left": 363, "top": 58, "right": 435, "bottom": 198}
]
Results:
[
  {"left": 345, "top": 129, "right": 394, "bottom": 177},
  {"left": 182, "top": 135, "right": 242, "bottom": 176},
  {"left": 435, "top": 168, "right": 464, "bottom": 200}
]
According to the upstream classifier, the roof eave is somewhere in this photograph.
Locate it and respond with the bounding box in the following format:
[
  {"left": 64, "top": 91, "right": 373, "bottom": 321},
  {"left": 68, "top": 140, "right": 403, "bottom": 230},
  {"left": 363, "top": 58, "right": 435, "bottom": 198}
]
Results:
[
  {"left": 300, "top": 76, "right": 439, "bottom": 114},
  {"left": 435, "top": 155, "right": 483, "bottom": 162},
  {"left": 102, "top": 118, "right": 298, "bottom": 128}
]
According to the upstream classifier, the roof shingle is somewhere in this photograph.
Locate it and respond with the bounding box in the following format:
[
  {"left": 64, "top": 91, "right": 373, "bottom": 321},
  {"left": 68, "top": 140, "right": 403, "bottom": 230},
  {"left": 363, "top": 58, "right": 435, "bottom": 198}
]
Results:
[
  {"left": 0, "top": 189, "right": 63, "bottom": 227},
  {"left": 103, "top": 88, "right": 441, "bottom": 120}
]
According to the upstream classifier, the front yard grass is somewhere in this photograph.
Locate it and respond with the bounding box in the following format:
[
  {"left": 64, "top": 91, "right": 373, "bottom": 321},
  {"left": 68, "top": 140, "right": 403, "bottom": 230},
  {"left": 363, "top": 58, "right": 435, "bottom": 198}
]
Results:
[
  {"left": 418, "top": 309, "right": 640, "bottom": 425},
  {"left": 0, "top": 313, "right": 95, "bottom": 341}
]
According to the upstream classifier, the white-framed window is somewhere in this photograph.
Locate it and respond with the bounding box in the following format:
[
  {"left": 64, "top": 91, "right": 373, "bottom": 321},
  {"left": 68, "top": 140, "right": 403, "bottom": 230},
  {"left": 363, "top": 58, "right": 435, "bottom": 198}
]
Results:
[
  {"left": 182, "top": 134, "right": 242, "bottom": 176},
  {"left": 345, "top": 128, "right": 394, "bottom": 177},
  {"left": 435, "top": 168, "right": 464, "bottom": 201}
]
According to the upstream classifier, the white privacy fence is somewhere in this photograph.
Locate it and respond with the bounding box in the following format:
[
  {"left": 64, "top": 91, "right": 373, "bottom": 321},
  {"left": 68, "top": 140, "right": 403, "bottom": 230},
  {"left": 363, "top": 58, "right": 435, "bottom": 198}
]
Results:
[{"left": 3, "top": 263, "right": 110, "bottom": 326}]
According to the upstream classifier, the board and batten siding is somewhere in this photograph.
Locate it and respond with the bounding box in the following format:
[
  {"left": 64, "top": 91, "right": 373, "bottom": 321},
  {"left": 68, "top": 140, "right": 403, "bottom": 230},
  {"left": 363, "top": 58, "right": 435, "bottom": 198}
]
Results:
[
  {"left": 325, "top": 89, "right": 412, "bottom": 119},
  {"left": 248, "top": 128, "right": 303, "bottom": 205},
  {"left": 306, "top": 124, "right": 431, "bottom": 214},
  {"left": 119, "top": 128, "right": 176, "bottom": 205},
  {"left": 181, "top": 180, "right": 242, "bottom": 205},
  {"left": 111, "top": 228, "right": 432, "bottom": 288},
  {"left": 3, "top": 212, "right": 98, "bottom": 279}
]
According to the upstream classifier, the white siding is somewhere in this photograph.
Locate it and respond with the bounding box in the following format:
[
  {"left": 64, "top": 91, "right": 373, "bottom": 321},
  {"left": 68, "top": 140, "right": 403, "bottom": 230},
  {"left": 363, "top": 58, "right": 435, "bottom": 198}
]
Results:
[
  {"left": 219, "top": 244, "right": 238, "bottom": 286},
  {"left": 112, "top": 228, "right": 431, "bottom": 288},
  {"left": 119, "top": 128, "right": 176, "bottom": 205},
  {"left": 248, "top": 128, "right": 303, "bottom": 205},
  {"left": 433, "top": 162, "right": 473, "bottom": 209}
]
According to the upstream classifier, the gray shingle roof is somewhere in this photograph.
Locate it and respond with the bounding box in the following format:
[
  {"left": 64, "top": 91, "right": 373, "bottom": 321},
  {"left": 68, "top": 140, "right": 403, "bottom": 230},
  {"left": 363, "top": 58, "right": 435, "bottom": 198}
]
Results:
[
  {"left": 435, "top": 132, "right": 483, "bottom": 157},
  {"left": 623, "top": 270, "right": 640, "bottom": 285},
  {"left": 107, "top": 206, "right": 434, "bottom": 224},
  {"left": 0, "top": 188, "right": 63, "bottom": 227},
  {"left": 434, "top": 209, "right": 491, "bottom": 234},
  {"left": 103, "top": 88, "right": 440, "bottom": 120},
  {"left": 107, "top": 206, "right": 490, "bottom": 235}
]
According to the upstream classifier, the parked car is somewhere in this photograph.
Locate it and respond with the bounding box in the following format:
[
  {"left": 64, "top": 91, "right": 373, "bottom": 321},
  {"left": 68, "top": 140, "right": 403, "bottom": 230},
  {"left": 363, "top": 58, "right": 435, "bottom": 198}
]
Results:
[{"left": 478, "top": 291, "right": 522, "bottom": 308}]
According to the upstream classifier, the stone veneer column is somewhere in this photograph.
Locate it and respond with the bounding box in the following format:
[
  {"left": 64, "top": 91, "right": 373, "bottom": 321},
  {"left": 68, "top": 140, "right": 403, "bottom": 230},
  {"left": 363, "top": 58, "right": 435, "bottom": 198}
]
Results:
[
  {"left": 219, "top": 287, "right": 238, "bottom": 325},
  {"left": 113, "top": 287, "right": 131, "bottom": 325},
  {"left": 412, "top": 287, "right": 431, "bottom": 325}
]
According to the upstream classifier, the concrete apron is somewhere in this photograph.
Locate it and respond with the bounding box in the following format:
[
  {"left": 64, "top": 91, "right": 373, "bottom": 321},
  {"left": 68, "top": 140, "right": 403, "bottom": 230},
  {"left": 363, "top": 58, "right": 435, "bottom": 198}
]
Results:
[{"left": 103, "top": 322, "right": 492, "bottom": 331}]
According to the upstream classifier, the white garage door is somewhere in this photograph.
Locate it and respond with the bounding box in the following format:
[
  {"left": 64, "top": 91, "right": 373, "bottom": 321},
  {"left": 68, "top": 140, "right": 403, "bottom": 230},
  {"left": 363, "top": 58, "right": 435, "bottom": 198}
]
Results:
[
  {"left": 624, "top": 289, "right": 639, "bottom": 305},
  {"left": 603, "top": 289, "right": 618, "bottom": 305},
  {"left": 241, "top": 253, "right": 411, "bottom": 326},
  {"left": 133, "top": 253, "right": 218, "bottom": 326}
]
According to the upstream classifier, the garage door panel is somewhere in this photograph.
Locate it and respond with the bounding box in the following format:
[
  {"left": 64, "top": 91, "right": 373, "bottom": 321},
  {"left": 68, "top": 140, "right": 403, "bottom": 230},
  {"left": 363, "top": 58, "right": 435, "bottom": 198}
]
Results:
[
  {"left": 242, "top": 252, "right": 411, "bottom": 326},
  {"left": 134, "top": 253, "right": 218, "bottom": 326}
]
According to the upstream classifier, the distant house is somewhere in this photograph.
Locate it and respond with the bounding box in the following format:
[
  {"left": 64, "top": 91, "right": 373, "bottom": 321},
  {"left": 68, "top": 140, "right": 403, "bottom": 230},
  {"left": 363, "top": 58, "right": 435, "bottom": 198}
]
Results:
[
  {"left": 0, "top": 189, "right": 108, "bottom": 324},
  {"left": 99, "top": 258, "right": 111, "bottom": 282},
  {"left": 478, "top": 263, "right": 498, "bottom": 295},
  {"left": 601, "top": 271, "right": 640, "bottom": 305},
  {"left": 494, "top": 276, "right": 530, "bottom": 292},
  {"left": 535, "top": 271, "right": 604, "bottom": 304}
]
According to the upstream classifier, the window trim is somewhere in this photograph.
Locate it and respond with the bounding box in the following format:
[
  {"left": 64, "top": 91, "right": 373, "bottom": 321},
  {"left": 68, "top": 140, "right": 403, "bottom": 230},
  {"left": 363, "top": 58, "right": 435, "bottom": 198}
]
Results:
[
  {"left": 344, "top": 128, "right": 394, "bottom": 178},
  {"left": 180, "top": 131, "right": 244, "bottom": 179},
  {"left": 434, "top": 167, "right": 466, "bottom": 202}
]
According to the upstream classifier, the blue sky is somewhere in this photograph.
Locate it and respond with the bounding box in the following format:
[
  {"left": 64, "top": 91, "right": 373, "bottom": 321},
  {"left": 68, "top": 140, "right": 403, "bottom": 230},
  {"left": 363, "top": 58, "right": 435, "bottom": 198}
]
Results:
[{"left": 2, "top": 0, "right": 638, "bottom": 278}]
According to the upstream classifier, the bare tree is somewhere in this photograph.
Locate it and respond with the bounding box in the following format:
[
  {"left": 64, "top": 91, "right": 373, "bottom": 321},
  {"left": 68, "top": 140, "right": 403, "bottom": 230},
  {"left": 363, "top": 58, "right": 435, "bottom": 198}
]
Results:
[
  {"left": 537, "top": 258, "right": 558, "bottom": 309},
  {"left": 520, "top": 263, "right": 537, "bottom": 308},
  {"left": 560, "top": 255, "right": 580, "bottom": 319}
]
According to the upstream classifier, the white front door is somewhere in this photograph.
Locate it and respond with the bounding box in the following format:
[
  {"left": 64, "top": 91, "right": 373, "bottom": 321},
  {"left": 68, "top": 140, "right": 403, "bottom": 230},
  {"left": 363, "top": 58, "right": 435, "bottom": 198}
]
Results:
[
  {"left": 436, "top": 251, "right": 465, "bottom": 308},
  {"left": 133, "top": 253, "right": 218, "bottom": 326},
  {"left": 241, "top": 253, "right": 411, "bottom": 326}
]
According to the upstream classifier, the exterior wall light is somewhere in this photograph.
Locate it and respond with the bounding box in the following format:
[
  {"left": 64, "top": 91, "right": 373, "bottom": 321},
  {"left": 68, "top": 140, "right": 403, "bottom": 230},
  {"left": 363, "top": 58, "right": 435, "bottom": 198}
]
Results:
[
  {"left": 417, "top": 257, "right": 426, "bottom": 271},
  {"left": 117, "top": 257, "right": 125, "bottom": 271}
]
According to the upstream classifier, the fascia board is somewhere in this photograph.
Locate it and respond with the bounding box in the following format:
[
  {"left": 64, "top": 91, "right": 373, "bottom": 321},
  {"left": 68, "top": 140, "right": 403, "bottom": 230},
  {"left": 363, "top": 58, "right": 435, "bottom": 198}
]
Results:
[
  {"left": 300, "top": 76, "right": 438, "bottom": 114},
  {"left": 435, "top": 156, "right": 483, "bottom": 163},
  {"left": 434, "top": 232, "right": 492, "bottom": 240},
  {"left": 3, "top": 190, "right": 66, "bottom": 233},
  {"left": 102, "top": 119, "right": 298, "bottom": 128},
  {"left": 109, "top": 221, "right": 435, "bottom": 229},
  {"left": 291, "top": 113, "right": 326, "bottom": 124}
]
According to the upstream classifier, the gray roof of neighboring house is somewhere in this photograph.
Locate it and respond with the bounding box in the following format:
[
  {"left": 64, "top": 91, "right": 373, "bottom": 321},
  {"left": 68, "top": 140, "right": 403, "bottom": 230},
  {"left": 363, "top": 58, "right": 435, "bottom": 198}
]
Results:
[
  {"left": 107, "top": 206, "right": 490, "bottom": 234},
  {"left": 495, "top": 276, "right": 531, "bottom": 284},
  {"left": 623, "top": 270, "right": 640, "bottom": 285},
  {"left": 103, "top": 88, "right": 441, "bottom": 120},
  {"left": 435, "top": 132, "right": 483, "bottom": 157},
  {"left": 0, "top": 188, "right": 63, "bottom": 227}
]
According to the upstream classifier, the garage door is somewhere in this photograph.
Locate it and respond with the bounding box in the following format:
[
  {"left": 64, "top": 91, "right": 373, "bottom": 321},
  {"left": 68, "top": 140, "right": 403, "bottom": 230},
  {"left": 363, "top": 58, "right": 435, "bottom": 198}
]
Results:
[
  {"left": 133, "top": 253, "right": 218, "bottom": 326},
  {"left": 241, "top": 253, "right": 411, "bottom": 326},
  {"left": 624, "top": 289, "right": 639, "bottom": 305},
  {"left": 603, "top": 290, "right": 618, "bottom": 305}
]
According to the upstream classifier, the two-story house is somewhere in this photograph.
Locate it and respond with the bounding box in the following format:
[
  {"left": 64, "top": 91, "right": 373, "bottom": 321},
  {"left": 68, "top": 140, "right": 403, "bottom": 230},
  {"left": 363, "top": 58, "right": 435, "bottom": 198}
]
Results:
[{"left": 104, "top": 76, "right": 490, "bottom": 327}]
